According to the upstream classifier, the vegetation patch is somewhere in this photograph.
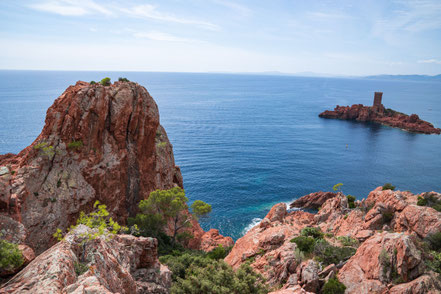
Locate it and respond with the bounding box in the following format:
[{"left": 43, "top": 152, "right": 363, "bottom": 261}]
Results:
[
  {"left": 322, "top": 277, "right": 346, "bottom": 294},
  {"left": 291, "top": 236, "right": 315, "bottom": 253},
  {"left": 53, "top": 200, "right": 127, "bottom": 242},
  {"left": 128, "top": 187, "right": 211, "bottom": 251},
  {"left": 100, "top": 77, "right": 111, "bottom": 86},
  {"left": 382, "top": 183, "right": 396, "bottom": 191},
  {"left": 118, "top": 77, "right": 130, "bottom": 82},
  {"left": 74, "top": 261, "right": 89, "bottom": 276},
  {"left": 417, "top": 193, "right": 441, "bottom": 212},
  {"left": 160, "top": 252, "right": 268, "bottom": 294},
  {"left": 0, "top": 238, "right": 23, "bottom": 271},
  {"left": 347, "top": 195, "right": 356, "bottom": 208},
  {"left": 337, "top": 236, "right": 358, "bottom": 247},
  {"left": 67, "top": 140, "right": 83, "bottom": 149},
  {"left": 313, "top": 239, "right": 356, "bottom": 266}
]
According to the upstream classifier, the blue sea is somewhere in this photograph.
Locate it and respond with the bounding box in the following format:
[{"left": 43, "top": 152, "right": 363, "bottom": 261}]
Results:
[{"left": 1, "top": 70, "right": 440, "bottom": 240}]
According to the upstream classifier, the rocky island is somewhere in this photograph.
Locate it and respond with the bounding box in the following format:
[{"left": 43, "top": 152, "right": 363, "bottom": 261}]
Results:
[
  {"left": 1, "top": 81, "right": 440, "bottom": 294},
  {"left": 319, "top": 92, "right": 441, "bottom": 134}
]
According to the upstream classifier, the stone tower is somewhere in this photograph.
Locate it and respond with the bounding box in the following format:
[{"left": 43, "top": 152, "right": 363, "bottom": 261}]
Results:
[{"left": 373, "top": 92, "right": 383, "bottom": 107}]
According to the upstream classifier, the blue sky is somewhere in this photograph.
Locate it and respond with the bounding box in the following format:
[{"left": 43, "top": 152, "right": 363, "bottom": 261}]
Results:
[{"left": 1, "top": 0, "right": 441, "bottom": 75}]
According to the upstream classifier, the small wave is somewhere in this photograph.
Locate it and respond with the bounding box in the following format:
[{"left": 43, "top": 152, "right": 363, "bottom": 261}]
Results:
[{"left": 242, "top": 217, "right": 262, "bottom": 235}]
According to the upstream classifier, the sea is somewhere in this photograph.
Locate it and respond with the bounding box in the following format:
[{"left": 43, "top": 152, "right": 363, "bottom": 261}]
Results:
[{"left": 1, "top": 70, "right": 440, "bottom": 240}]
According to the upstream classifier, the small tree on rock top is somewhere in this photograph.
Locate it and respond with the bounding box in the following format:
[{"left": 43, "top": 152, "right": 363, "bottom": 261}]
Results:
[{"left": 139, "top": 187, "right": 211, "bottom": 245}]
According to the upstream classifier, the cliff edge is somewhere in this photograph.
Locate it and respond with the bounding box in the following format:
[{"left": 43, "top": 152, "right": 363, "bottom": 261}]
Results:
[{"left": 0, "top": 80, "right": 231, "bottom": 261}]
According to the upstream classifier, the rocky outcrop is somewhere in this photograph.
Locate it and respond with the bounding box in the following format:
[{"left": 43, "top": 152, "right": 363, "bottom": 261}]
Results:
[
  {"left": 290, "top": 192, "right": 337, "bottom": 210},
  {"left": 0, "top": 80, "right": 229, "bottom": 259},
  {"left": 199, "top": 229, "right": 234, "bottom": 252},
  {"left": 225, "top": 187, "right": 441, "bottom": 293},
  {"left": 319, "top": 104, "right": 441, "bottom": 134},
  {"left": 0, "top": 225, "right": 171, "bottom": 293}
]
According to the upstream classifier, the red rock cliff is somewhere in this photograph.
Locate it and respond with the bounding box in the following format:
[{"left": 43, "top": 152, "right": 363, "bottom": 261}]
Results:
[{"left": 0, "top": 81, "right": 230, "bottom": 256}]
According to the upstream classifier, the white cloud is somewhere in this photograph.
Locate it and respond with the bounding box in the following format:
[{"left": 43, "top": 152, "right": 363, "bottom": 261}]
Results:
[
  {"left": 372, "top": 0, "right": 441, "bottom": 42},
  {"left": 418, "top": 59, "right": 441, "bottom": 65},
  {"left": 121, "top": 4, "right": 220, "bottom": 31},
  {"left": 132, "top": 31, "right": 200, "bottom": 43},
  {"left": 29, "top": 0, "right": 113, "bottom": 16},
  {"left": 212, "top": 0, "right": 252, "bottom": 16}
]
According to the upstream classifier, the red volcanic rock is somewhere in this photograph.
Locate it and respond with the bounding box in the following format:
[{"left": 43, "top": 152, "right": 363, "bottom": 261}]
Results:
[
  {"left": 227, "top": 188, "right": 441, "bottom": 293},
  {"left": 290, "top": 191, "right": 337, "bottom": 210},
  {"left": 339, "top": 232, "right": 424, "bottom": 293},
  {"left": 199, "top": 229, "right": 234, "bottom": 252},
  {"left": 319, "top": 104, "right": 441, "bottom": 134},
  {"left": 267, "top": 203, "right": 288, "bottom": 222},
  {"left": 0, "top": 81, "right": 229, "bottom": 254},
  {"left": 0, "top": 225, "right": 171, "bottom": 293}
]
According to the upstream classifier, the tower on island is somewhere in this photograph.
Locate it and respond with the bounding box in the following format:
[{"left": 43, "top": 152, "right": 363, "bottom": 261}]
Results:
[{"left": 373, "top": 92, "right": 383, "bottom": 107}]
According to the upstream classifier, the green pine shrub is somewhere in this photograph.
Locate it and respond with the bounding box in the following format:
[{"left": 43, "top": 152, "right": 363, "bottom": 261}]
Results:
[
  {"left": 290, "top": 236, "right": 315, "bottom": 253},
  {"left": 0, "top": 238, "right": 23, "bottom": 271},
  {"left": 382, "top": 183, "right": 396, "bottom": 191},
  {"left": 313, "top": 239, "right": 356, "bottom": 266},
  {"left": 322, "top": 277, "right": 346, "bottom": 294},
  {"left": 100, "top": 77, "right": 111, "bottom": 86},
  {"left": 347, "top": 195, "right": 356, "bottom": 208}
]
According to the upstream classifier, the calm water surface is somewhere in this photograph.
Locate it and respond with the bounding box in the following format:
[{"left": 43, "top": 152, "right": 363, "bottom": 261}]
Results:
[{"left": 1, "top": 70, "right": 440, "bottom": 239}]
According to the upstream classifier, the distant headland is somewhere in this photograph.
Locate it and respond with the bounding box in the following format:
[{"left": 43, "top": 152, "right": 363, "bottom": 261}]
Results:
[{"left": 319, "top": 92, "right": 441, "bottom": 134}]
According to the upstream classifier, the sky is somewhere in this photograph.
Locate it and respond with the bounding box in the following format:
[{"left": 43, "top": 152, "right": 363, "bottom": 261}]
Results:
[{"left": 1, "top": 0, "right": 441, "bottom": 75}]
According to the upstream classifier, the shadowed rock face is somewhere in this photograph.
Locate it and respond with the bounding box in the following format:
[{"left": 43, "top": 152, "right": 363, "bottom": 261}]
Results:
[
  {"left": 319, "top": 104, "right": 441, "bottom": 134},
  {"left": 0, "top": 81, "right": 232, "bottom": 259},
  {"left": 225, "top": 187, "right": 441, "bottom": 293}
]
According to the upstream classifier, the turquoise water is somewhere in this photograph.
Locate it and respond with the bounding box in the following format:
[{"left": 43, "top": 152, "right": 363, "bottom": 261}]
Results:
[{"left": 1, "top": 70, "right": 440, "bottom": 240}]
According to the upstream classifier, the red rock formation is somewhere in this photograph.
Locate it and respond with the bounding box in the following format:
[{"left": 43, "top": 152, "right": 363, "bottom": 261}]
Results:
[
  {"left": 0, "top": 81, "right": 229, "bottom": 257},
  {"left": 0, "top": 225, "right": 171, "bottom": 293},
  {"left": 290, "top": 191, "right": 337, "bottom": 210},
  {"left": 225, "top": 188, "right": 441, "bottom": 293},
  {"left": 319, "top": 104, "right": 441, "bottom": 134}
]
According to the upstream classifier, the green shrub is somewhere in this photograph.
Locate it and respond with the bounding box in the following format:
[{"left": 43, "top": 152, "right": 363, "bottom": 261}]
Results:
[
  {"left": 160, "top": 252, "right": 267, "bottom": 294},
  {"left": 347, "top": 195, "right": 356, "bottom": 209},
  {"left": 291, "top": 236, "right": 315, "bottom": 253},
  {"left": 301, "top": 227, "right": 324, "bottom": 239},
  {"left": 100, "top": 77, "right": 111, "bottom": 86},
  {"left": 425, "top": 232, "right": 441, "bottom": 251},
  {"left": 382, "top": 183, "right": 395, "bottom": 191},
  {"left": 426, "top": 251, "right": 441, "bottom": 274},
  {"left": 74, "top": 261, "right": 89, "bottom": 276},
  {"left": 53, "top": 200, "right": 126, "bottom": 241},
  {"left": 207, "top": 245, "right": 231, "bottom": 260},
  {"left": 118, "top": 77, "right": 130, "bottom": 82},
  {"left": 157, "top": 141, "right": 167, "bottom": 148},
  {"left": 313, "top": 239, "right": 356, "bottom": 266},
  {"left": 382, "top": 210, "right": 394, "bottom": 223},
  {"left": 0, "top": 239, "right": 23, "bottom": 271},
  {"left": 67, "top": 140, "right": 83, "bottom": 149},
  {"left": 322, "top": 277, "right": 346, "bottom": 294},
  {"left": 337, "top": 236, "right": 358, "bottom": 247},
  {"left": 416, "top": 193, "right": 441, "bottom": 212},
  {"left": 130, "top": 188, "right": 211, "bottom": 250},
  {"left": 90, "top": 81, "right": 96, "bottom": 85},
  {"left": 333, "top": 183, "right": 343, "bottom": 192},
  {"left": 417, "top": 196, "right": 427, "bottom": 206}
]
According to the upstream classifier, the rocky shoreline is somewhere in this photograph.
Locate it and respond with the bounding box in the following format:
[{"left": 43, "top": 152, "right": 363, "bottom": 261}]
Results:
[
  {"left": 1, "top": 82, "right": 440, "bottom": 293},
  {"left": 319, "top": 104, "right": 441, "bottom": 134},
  {"left": 225, "top": 187, "right": 441, "bottom": 293}
]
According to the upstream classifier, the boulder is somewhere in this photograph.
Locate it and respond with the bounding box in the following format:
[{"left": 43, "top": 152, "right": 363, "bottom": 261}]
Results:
[{"left": 0, "top": 225, "right": 171, "bottom": 293}]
